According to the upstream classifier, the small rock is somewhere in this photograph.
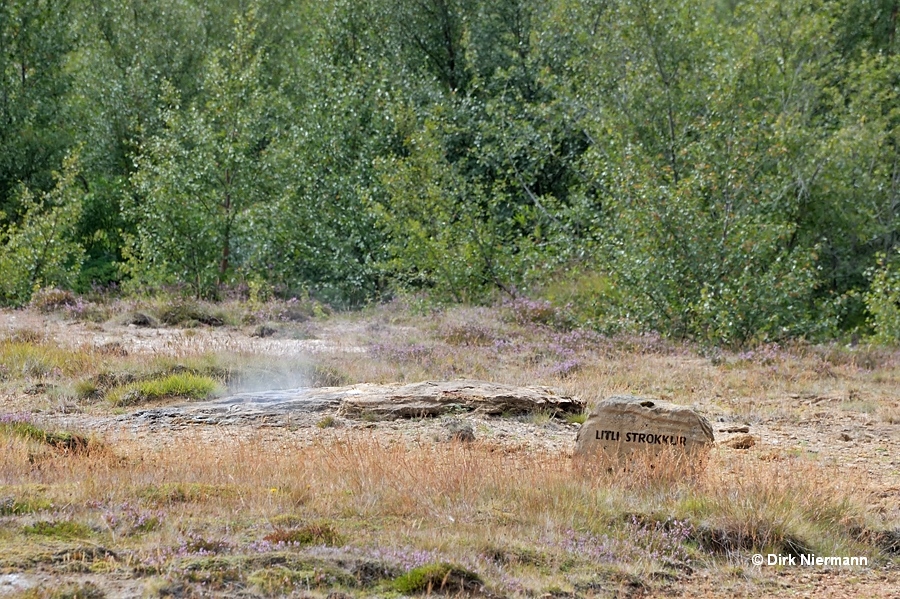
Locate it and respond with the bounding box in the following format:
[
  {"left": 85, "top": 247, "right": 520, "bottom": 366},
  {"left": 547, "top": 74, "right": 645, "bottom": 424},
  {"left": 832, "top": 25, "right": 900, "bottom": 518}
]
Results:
[
  {"left": 124, "top": 311, "right": 157, "bottom": 327},
  {"left": 722, "top": 434, "right": 756, "bottom": 449},
  {"left": 444, "top": 419, "right": 476, "bottom": 443},
  {"left": 97, "top": 341, "right": 128, "bottom": 356},
  {"left": 719, "top": 425, "right": 750, "bottom": 434},
  {"left": 23, "top": 383, "right": 52, "bottom": 395},
  {"left": 251, "top": 324, "right": 277, "bottom": 338}
]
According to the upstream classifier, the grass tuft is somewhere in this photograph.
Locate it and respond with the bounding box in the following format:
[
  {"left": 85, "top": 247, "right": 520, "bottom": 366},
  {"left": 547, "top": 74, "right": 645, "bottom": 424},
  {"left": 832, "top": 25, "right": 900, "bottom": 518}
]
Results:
[
  {"left": 565, "top": 411, "right": 587, "bottom": 425},
  {"left": 316, "top": 415, "right": 337, "bottom": 429},
  {"left": 107, "top": 373, "right": 221, "bottom": 406},
  {"left": 0, "top": 339, "right": 94, "bottom": 379}
]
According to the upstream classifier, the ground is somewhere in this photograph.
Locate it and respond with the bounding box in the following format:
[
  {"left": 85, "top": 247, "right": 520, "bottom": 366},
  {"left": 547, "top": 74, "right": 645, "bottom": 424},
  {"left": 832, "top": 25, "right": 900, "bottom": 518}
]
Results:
[{"left": 0, "top": 299, "right": 898, "bottom": 598}]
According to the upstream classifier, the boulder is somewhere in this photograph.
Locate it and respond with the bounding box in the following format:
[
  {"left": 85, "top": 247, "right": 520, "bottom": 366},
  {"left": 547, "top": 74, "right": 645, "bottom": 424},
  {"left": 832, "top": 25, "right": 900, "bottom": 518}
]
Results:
[
  {"left": 574, "top": 395, "right": 714, "bottom": 469},
  {"left": 442, "top": 418, "right": 476, "bottom": 442}
]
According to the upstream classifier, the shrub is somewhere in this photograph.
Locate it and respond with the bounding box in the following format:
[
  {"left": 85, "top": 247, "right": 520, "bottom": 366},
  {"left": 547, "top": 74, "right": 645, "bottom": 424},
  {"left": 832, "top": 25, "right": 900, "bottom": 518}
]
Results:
[
  {"left": 158, "top": 300, "right": 225, "bottom": 327},
  {"left": 29, "top": 288, "right": 76, "bottom": 312}
]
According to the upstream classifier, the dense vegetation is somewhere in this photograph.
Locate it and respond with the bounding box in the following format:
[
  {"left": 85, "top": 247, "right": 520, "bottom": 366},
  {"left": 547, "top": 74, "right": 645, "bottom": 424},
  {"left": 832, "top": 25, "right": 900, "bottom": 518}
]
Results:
[{"left": 4, "top": 0, "right": 900, "bottom": 344}]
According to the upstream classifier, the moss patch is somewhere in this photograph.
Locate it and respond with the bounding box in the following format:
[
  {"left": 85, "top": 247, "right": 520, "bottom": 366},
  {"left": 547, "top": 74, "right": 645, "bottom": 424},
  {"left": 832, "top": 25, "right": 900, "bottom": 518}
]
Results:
[
  {"left": 392, "top": 562, "right": 483, "bottom": 595},
  {"left": 22, "top": 520, "right": 94, "bottom": 540},
  {"left": 0, "top": 419, "right": 92, "bottom": 453}
]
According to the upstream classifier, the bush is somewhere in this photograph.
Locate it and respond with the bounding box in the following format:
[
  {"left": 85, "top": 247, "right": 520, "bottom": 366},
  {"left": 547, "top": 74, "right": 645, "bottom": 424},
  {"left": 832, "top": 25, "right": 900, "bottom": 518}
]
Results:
[
  {"left": 29, "top": 288, "right": 76, "bottom": 312},
  {"left": 158, "top": 300, "right": 225, "bottom": 327}
]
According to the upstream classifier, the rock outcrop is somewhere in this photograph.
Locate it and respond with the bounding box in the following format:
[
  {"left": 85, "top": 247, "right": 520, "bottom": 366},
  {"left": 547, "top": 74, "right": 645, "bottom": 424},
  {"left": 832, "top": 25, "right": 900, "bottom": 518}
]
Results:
[
  {"left": 336, "top": 380, "right": 582, "bottom": 419},
  {"left": 126, "top": 380, "right": 583, "bottom": 426}
]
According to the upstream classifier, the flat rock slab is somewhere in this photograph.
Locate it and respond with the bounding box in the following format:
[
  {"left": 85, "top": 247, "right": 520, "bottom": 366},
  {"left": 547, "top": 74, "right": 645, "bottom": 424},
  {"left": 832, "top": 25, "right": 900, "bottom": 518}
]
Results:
[
  {"left": 574, "top": 395, "right": 715, "bottom": 469},
  {"left": 336, "top": 380, "right": 582, "bottom": 419},
  {"left": 125, "top": 380, "right": 583, "bottom": 426}
]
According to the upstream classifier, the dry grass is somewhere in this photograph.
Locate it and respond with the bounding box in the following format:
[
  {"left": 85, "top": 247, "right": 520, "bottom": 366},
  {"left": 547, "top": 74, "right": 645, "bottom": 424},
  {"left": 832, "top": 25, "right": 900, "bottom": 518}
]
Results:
[{"left": 0, "top": 428, "right": 886, "bottom": 596}]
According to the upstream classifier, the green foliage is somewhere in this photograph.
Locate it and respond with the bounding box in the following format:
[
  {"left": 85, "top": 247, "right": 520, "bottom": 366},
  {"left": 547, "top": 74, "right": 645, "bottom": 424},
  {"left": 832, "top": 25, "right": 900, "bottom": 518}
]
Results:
[
  {"left": 6, "top": 0, "right": 900, "bottom": 344},
  {"left": 0, "top": 0, "right": 76, "bottom": 209},
  {"left": 375, "top": 119, "right": 524, "bottom": 302},
  {"left": 567, "top": 0, "right": 847, "bottom": 344},
  {"left": 0, "top": 154, "right": 85, "bottom": 306},
  {"left": 864, "top": 252, "right": 900, "bottom": 343},
  {"left": 126, "top": 5, "right": 280, "bottom": 298}
]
